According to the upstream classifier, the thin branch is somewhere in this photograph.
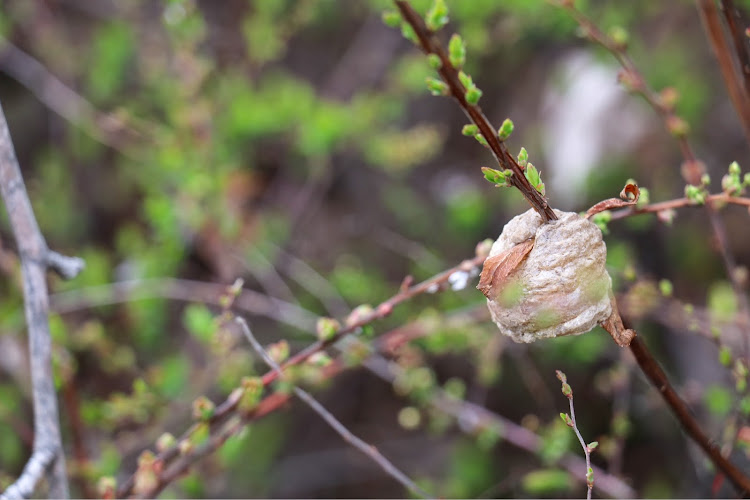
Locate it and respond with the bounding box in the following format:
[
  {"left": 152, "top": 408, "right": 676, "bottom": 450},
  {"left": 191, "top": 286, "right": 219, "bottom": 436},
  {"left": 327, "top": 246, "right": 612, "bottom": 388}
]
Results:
[
  {"left": 697, "top": 0, "right": 750, "bottom": 144},
  {"left": 393, "top": 0, "right": 557, "bottom": 223},
  {"left": 0, "top": 39, "right": 146, "bottom": 156},
  {"left": 609, "top": 192, "right": 750, "bottom": 221},
  {"left": 556, "top": 371, "right": 594, "bottom": 500},
  {"left": 0, "top": 448, "right": 56, "bottom": 500},
  {"left": 362, "top": 356, "right": 636, "bottom": 499},
  {"left": 720, "top": 0, "right": 750, "bottom": 99},
  {"left": 0, "top": 102, "right": 78, "bottom": 498},
  {"left": 236, "top": 317, "right": 433, "bottom": 500},
  {"left": 49, "top": 277, "right": 318, "bottom": 332},
  {"left": 116, "top": 252, "right": 486, "bottom": 498},
  {"left": 628, "top": 335, "right": 750, "bottom": 493}
]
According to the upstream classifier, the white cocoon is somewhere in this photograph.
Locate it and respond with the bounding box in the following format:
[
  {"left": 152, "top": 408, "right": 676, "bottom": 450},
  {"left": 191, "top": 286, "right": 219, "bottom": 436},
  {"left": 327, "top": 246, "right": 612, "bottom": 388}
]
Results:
[{"left": 486, "top": 209, "right": 612, "bottom": 343}]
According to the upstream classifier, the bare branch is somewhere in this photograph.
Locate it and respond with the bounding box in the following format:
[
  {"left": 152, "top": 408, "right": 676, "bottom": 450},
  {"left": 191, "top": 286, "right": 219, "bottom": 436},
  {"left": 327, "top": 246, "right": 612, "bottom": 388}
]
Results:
[
  {"left": 236, "top": 318, "right": 433, "bottom": 500},
  {"left": 0, "top": 103, "right": 71, "bottom": 497},
  {"left": 0, "top": 448, "right": 55, "bottom": 500}
]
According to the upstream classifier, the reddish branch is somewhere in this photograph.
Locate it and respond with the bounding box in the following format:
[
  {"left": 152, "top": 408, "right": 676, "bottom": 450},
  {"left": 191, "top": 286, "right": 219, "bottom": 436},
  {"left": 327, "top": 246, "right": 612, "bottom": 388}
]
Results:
[
  {"left": 610, "top": 192, "right": 750, "bottom": 220},
  {"left": 116, "top": 253, "right": 486, "bottom": 497},
  {"left": 393, "top": 0, "right": 557, "bottom": 223},
  {"left": 697, "top": 0, "right": 750, "bottom": 144}
]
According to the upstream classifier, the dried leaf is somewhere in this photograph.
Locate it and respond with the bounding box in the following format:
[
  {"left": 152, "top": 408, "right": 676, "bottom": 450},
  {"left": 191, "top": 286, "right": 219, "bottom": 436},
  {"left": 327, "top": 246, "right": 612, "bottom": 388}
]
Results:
[
  {"left": 599, "top": 295, "right": 636, "bottom": 347},
  {"left": 477, "top": 238, "right": 534, "bottom": 299},
  {"left": 585, "top": 183, "right": 640, "bottom": 219}
]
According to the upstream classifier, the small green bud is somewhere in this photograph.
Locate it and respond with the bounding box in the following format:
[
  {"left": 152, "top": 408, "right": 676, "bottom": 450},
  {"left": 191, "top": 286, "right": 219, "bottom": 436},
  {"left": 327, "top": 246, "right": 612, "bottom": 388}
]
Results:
[
  {"left": 608, "top": 26, "right": 629, "bottom": 49},
  {"left": 465, "top": 86, "right": 482, "bottom": 105},
  {"left": 458, "top": 71, "right": 472, "bottom": 88},
  {"left": 316, "top": 317, "right": 340, "bottom": 342},
  {"left": 192, "top": 396, "right": 215, "bottom": 421},
  {"left": 729, "top": 161, "right": 741, "bottom": 175},
  {"left": 382, "top": 10, "right": 401, "bottom": 28},
  {"left": 659, "top": 87, "right": 679, "bottom": 110},
  {"left": 462, "top": 124, "right": 479, "bottom": 136},
  {"left": 308, "top": 352, "right": 332, "bottom": 367},
  {"left": 425, "top": 77, "right": 448, "bottom": 96},
  {"left": 744, "top": 172, "right": 750, "bottom": 186},
  {"left": 427, "top": 53, "right": 442, "bottom": 70},
  {"left": 267, "top": 340, "right": 290, "bottom": 364},
  {"left": 586, "top": 467, "right": 594, "bottom": 485},
  {"left": 400, "top": 22, "right": 419, "bottom": 44},
  {"left": 685, "top": 184, "right": 706, "bottom": 204},
  {"left": 425, "top": 0, "right": 449, "bottom": 31},
  {"left": 238, "top": 376, "right": 264, "bottom": 413},
  {"left": 448, "top": 34, "right": 466, "bottom": 68},
  {"left": 659, "top": 279, "right": 673, "bottom": 297},
  {"left": 587, "top": 441, "right": 599, "bottom": 451},
  {"left": 156, "top": 433, "right": 176, "bottom": 453},
  {"left": 667, "top": 115, "right": 689, "bottom": 137},
  {"left": 517, "top": 147, "right": 528, "bottom": 168},
  {"left": 719, "top": 345, "right": 733, "bottom": 367},
  {"left": 482, "top": 167, "right": 505, "bottom": 184},
  {"left": 592, "top": 211, "right": 611, "bottom": 234},
  {"left": 346, "top": 304, "right": 375, "bottom": 327},
  {"left": 636, "top": 187, "right": 650, "bottom": 208},
  {"left": 498, "top": 118, "right": 514, "bottom": 141},
  {"left": 701, "top": 173, "right": 711, "bottom": 186},
  {"left": 525, "top": 163, "right": 545, "bottom": 195},
  {"left": 474, "top": 133, "right": 488, "bottom": 147},
  {"left": 560, "top": 412, "right": 573, "bottom": 426}
]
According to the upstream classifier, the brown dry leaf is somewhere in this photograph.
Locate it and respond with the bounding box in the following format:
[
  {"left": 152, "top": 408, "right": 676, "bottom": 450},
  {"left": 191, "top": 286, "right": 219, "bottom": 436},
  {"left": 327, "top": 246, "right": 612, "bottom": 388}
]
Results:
[
  {"left": 477, "top": 238, "right": 534, "bottom": 299},
  {"left": 584, "top": 183, "right": 640, "bottom": 219}
]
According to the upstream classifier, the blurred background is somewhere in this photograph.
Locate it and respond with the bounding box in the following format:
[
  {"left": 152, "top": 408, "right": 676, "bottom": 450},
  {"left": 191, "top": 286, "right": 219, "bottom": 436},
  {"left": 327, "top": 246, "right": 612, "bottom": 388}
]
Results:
[{"left": 0, "top": 0, "right": 749, "bottom": 497}]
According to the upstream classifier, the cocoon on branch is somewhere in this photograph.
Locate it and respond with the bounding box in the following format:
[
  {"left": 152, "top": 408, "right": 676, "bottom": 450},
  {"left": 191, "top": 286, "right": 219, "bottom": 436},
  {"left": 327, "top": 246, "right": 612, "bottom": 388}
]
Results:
[{"left": 478, "top": 209, "right": 634, "bottom": 346}]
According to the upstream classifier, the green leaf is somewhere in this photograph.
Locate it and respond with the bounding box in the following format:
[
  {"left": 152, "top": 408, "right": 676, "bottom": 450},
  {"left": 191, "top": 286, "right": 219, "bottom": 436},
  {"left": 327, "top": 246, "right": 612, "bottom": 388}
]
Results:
[
  {"left": 708, "top": 281, "right": 737, "bottom": 322},
  {"left": 525, "top": 163, "right": 545, "bottom": 195},
  {"left": 465, "top": 86, "right": 482, "bottom": 105},
  {"left": 183, "top": 304, "right": 216, "bottom": 344},
  {"left": 704, "top": 385, "right": 732, "bottom": 416},
  {"left": 521, "top": 469, "right": 572, "bottom": 495},
  {"left": 382, "top": 10, "right": 402, "bottom": 28},
  {"left": 427, "top": 53, "right": 442, "bottom": 69}
]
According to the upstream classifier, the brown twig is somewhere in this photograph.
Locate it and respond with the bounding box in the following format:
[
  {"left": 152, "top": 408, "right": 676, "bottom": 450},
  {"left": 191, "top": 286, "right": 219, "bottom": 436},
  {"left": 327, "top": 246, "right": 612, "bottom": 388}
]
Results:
[
  {"left": 609, "top": 192, "right": 750, "bottom": 221},
  {"left": 393, "top": 0, "right": 557, "bottom": 223},
  {"left": 628, "top": 335, "right": 750, "bottom": 493},
  {"left": 0, "top": 102, "right": 84, "bottom": 498},
  {"left": 720, "top": 0, "right": 750, "bottom": 101},
  {"left": 698, "top": 0, "right": 750, "bottom": 144}
]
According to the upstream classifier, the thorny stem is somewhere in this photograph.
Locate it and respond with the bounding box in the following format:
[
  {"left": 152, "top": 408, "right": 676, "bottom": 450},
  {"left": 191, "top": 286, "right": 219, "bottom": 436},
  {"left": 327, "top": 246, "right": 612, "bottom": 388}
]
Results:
[
  {"left": 236, "top": 318, "right": 433, "bottom": 500},
  {"left": 393, "top": 0, "right": 557, "bottom": 223}
]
